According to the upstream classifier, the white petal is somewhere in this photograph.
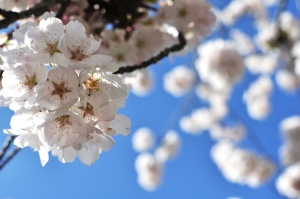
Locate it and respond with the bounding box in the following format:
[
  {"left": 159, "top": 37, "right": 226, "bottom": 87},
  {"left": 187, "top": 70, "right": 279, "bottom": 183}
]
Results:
[{"left": 77, "top": 137, "right": 101, "bottom": 166}]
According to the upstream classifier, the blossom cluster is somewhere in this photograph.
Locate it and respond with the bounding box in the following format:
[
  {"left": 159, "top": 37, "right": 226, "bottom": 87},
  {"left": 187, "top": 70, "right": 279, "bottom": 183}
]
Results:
[
  {"left": 132, "top": 128, "right": 180, "bottom": 191},
  {"left": 279, "top": 116, "right": 300, "bottom": 166},
  {"left": 211, "top": 141, "right": 275, "bottom": 187},
  {"left": 0, "top": 14, "right": 131, "bottom": 166}
]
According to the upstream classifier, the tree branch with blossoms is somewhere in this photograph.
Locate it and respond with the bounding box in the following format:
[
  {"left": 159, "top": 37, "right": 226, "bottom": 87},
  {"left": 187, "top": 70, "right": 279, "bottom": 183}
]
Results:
[
  {"left": 114, "top": 32, "right": 186, "bottom": 74},
  {"left": 0, "top": 0, "right": 69, "bottom": 29}
]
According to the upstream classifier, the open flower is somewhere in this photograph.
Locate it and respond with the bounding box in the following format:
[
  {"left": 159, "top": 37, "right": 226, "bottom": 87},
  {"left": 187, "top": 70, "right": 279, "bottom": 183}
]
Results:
[
  {"left": 35, "top": 66, "right": 79, "bottom": 111},
  {"left": 58, "top": 20, "right": 112, "bottom": 70},
  {"left": 38, "top": 110, "right": 86, "bottom": 148},
  {"left": 78, "top": 64, "right": 127, "bottom": 109},
  {"left": 24, "top": 17, "right": 66, "bottom": 65}
]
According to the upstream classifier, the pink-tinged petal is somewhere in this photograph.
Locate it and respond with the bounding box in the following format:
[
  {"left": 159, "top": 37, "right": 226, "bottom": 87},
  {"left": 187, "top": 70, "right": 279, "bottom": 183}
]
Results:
[
  {"left": 52, "top": 145, "right": 77, "bottom": 163},
  {"left": 52, "top": 52, "right": 68, "bottom": 66},
  {"left": 25, "top": 26, "right": 47, "bottom": 52},
  {"left": 77, "top": 136, "right": 101, "bottom": 166},
  {"left": 39, "top": 17, "right": 64, "bottom": 43},
  {"left": 110, "top": 114, "right": 131, "bottom": 136},
  {"left": 40, "top": 122, "right": 63, "bottom": 145},
  {"left": 94, "top": 134, "right": 114, "bottom": 152},
  {"left": 38, "top": 147, "right": 49, "bottom": 166},
  {"left": 3, "top": 128, "right": 21, "bottom": 135},
  {"left": 36, "top": 66, "right": 79, "bottom": 111},
  {"left": 23, "top": 53, "right": 52, "bottom": 63},
  {"left": 14, "top": 134, "right": 42, "bottom": 149},
  {"left": 61, "top": 146, "right": 77, "bottom": 163},
  {"left": 65, "top": 20, "right": 87, "bottom": 50},
  {"left": 72, "top": 135, "right": 85, "bottom": 150},
  {"left": 95, "top": 102, "right": 118, "bottom": 121},
  {"left": 88, "top": 90, "right": 109, "bottom": 109},
  {"left": 80, "top": 34, "right": 101, "bottom": 56},
  {"left": 101, "top": 74, "right": 128, "bottom": 100},
  {"left": 13, "top": 22, "right": 38, "bottom": 43},
  {"left": 58, "top": 34, "right": 72, "bottom": 59},
  {"left": 83, "top": 54, "right": 112, "bottom": 67},
  {"left": 0, "top": 47, "right": 32, "bottom": 64}
]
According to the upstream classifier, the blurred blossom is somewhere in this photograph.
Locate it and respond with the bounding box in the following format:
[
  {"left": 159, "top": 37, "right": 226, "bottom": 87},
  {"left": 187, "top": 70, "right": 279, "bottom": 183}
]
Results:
[
  {"left": 280, "top": 116, "right": 300, "bottom": 165},
  {"left": 281, "top": 116, "right": 300, "bottom": 141},
  {"left": 256, "top": 12, "right": 300, "bottom": 52},
  {"left": 123, "top": 69, "right": 153, "bottom": 96},
  {"left": 135, "top": 153, "right": 163, "bottom": 191},
  {"left": 196, "top": 83, "right": 230, "bottom": 103},
  {"left": 276, "top": 69, "right": 300, "bottom": 92},
  {"left": 230, "top": 29, "right": 255, "bottom": 56},
  {"left": 243, "top": 76, "right": 272, "bottom": 120},
  {"left": 155, "top": 130, "right": 180, "bottom": 163},
  {"left": 132, "top": 128, "right": 155, "bottom": 152},
  {"left": 211, "top": 141, "right": 274, "bottom": 187},
  {"left": 195, "top": 39, "right": 244, "bottom": 90},
  {"left": 210, "top": 124, "right": 245, "bottom": 142},
  {"left": 180, "top": 108, "right": 218, "bottom": 134},
  {"left": 163, "top": 65, "right": 196, "bottom": 97},
  {"left": 245, "top": 54, "right": 278, "bottom": 75},
  {"left": 277, "top": 163, "right": 300, "bottom": 199},
  {"left": 221, "top": 0, "right": 267, "bottom": 28}
]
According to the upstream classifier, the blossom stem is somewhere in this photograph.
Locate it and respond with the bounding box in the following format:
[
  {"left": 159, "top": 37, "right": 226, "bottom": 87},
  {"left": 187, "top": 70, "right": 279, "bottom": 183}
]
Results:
[
  {"left": 114, "top": 32, "right": 186, "bottom": 74},
  {"left": 0, "top": 147, "right": 21, "bottom": 170},
  {"left": 0, "top": 136, "right": 14, "bottom": 162}
]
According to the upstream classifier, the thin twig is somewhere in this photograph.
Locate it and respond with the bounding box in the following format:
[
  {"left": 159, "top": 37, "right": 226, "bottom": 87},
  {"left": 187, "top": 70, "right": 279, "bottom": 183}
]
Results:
[
  {"left": 0, "top": 147, "right": 21, "bottom": 170},
  {"left": 0, "top": 0, "right": 62, "bottom": 29},
  {"left": 0, "top": 136, "right": 14, "bottom": 162},
  {"left": 138, "top": 4, "right": 158, "bottom": 11},
  {"left": 113, "top": 32, "right": 186, "bottom": 74}
]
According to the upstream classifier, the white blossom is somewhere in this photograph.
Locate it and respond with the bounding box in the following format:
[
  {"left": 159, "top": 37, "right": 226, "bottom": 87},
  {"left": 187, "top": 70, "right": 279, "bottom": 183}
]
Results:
[
  {"left": 276, "top": 163, "right": 300, "bottom": 199},
  {"left": 196, "top": 39, "right": 244, "bottom": 90},
  {"left": 24, "top": 17, "right": 66, "bottom": 65},
  {"left": 78, "top": 64, "right": 127, "bottom": 109},
  {"left": 163, "top": 65, "right": 195, "bottom": 97},
  {"left": 35, "top": 66, "right": 79, "bottom": 111},
  {"left": 132, "top": 128, "right": 154, "bottom": 152},
  {"left": 38, "top": 110, "right": 86, "bottom": 148},
  {"left": 58, "top": 20, "right": 112, "bottom": 70},
  {"left": 135, "top": 153, "right": 163, "bottom": 191},
  {"left": 155, "top": 130, "right": 180, "bottom": 163}
]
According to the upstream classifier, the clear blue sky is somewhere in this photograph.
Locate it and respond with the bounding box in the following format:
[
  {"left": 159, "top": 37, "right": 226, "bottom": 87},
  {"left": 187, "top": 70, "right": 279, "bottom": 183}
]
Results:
[{"left": 0, "top": 0, "right": 298, "bottom": 198}]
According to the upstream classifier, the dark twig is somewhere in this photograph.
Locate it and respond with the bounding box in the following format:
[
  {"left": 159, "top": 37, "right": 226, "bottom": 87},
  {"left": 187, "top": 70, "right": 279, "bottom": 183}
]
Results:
[
  {"left": 0, "top": 136, "right": 14, "bottom": 162},
  {"left": 0, "top": 147, "right": 21, "bottom": 170},
  {"left": 56, "top": 0, "right": 71, "bottom": 19},
  {"left": 138, "top": 4, "right": 158, "bottom": 11},
  {"left": 0, "top": 0, "right": 62, "bottom": 29},
  {"left": 114, "top": 32, "right": 186, "bottom": 74}
]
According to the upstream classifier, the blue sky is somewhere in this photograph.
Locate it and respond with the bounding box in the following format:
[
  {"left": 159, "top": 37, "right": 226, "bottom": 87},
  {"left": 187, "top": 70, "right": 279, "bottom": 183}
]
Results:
[{"left": 0, "top": 0, "right": 299, "bottom": 198}]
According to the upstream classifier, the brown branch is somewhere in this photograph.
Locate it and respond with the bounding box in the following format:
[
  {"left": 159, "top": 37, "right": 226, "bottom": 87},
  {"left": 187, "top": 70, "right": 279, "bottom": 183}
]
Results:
[
  {"left": 0, "top": 0, "right": 62, "bottom": 29},
  {"left": 0, "top": 147, "right": 21, "bottom": 170},
  {"left": 0, "top": 136, "right": 14, "bottom": 162},
  {"left": 113, "top": 32, "right": 186, "bottom": 74}
]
